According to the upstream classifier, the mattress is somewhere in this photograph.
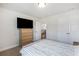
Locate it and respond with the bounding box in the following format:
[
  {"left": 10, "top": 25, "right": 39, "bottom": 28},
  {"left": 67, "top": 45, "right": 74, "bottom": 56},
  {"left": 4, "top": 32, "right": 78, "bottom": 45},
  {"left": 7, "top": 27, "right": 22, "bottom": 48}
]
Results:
[{"left": 20, "top": 39, "right": 74, "bottom": 56}]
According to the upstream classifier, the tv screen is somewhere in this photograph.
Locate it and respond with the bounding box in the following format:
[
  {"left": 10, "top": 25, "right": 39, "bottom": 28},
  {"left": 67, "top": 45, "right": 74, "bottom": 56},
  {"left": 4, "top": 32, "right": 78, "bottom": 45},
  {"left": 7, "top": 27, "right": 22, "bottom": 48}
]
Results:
[{"left": 17, "top": 17, "right": 33, "bottom": 28}]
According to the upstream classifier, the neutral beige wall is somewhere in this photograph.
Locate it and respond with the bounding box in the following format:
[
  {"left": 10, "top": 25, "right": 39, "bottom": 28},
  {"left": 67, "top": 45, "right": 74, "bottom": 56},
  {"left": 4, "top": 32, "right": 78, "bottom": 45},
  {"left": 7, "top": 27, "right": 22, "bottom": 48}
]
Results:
[{"left": 0, "top": 7, "right": 38, "bottom": 51}]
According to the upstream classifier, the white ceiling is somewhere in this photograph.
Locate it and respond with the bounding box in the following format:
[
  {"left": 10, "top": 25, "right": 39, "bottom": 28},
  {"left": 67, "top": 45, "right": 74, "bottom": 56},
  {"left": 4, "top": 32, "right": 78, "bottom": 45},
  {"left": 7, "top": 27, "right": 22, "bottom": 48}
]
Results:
[{"left": 0, "top": 3, "right": 79, "bottom": 18}]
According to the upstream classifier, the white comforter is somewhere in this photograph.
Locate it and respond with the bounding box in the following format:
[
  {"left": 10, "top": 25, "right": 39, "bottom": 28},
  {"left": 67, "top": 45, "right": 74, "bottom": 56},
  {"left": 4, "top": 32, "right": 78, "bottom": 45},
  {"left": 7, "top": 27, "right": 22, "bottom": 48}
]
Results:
[{"left": 20, "top": 39, "right": 74, "bottom": 56}]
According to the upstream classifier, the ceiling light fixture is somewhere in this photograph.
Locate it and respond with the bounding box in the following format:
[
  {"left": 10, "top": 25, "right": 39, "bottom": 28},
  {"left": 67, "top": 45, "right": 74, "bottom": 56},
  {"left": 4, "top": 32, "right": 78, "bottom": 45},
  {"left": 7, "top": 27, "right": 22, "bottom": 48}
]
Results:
[{"left": 38, "top": 3, "right": 46, "bottom": 8}]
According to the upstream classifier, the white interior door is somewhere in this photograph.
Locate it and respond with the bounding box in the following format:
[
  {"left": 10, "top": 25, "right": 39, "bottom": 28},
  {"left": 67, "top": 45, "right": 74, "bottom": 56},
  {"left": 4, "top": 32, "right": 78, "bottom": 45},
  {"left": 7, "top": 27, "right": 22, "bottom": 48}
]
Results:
[
  {"left": 70, "top": 15, "right": 79, "bottom": 43},
  {"left": 35, "top": 22, "right": 41, "bottom": 41},
  {"left": 57, "top": 18, "right": 71, "bottom": 44}
]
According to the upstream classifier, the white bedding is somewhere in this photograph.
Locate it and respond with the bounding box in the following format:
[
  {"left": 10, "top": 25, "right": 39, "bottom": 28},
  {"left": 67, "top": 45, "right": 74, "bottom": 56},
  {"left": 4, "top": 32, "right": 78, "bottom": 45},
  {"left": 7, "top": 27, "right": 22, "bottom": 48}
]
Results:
[{"left": 20, "top": 39, "right": 74, "bottom": 56}]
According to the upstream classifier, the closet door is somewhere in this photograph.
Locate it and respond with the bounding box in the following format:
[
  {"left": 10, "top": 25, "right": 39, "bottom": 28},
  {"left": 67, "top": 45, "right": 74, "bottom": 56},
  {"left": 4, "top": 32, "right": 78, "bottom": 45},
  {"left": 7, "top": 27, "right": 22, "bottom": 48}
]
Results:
[
  {"left": 35, "top": 22, "right": 41, "bottom": 41},
  {"left": 57, "top": 17, "right": 71, "bottom": 44},
  {"left": 70, "top": 14, "right": 79, "bottom": 43}
]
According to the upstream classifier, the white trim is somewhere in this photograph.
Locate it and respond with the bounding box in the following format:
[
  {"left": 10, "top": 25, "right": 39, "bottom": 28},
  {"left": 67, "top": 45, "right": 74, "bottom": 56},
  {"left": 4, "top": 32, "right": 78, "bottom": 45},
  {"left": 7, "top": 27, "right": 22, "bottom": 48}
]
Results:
[{"left": 0, "top": 44, "right": 19, "bottom": 52}]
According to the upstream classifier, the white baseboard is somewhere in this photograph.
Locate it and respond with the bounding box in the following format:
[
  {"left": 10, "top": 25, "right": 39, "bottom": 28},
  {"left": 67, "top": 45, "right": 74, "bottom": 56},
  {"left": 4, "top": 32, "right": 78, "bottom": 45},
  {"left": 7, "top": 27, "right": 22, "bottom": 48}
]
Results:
[{"left": 0, "top": 44, "right": 19, "bottom": 52}]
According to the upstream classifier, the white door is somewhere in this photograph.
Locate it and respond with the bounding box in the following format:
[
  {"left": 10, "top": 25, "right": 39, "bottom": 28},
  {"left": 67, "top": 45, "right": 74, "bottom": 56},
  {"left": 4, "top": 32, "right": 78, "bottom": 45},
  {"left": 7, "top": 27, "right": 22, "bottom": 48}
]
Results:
[
  {"left": 57, "top": 17, "right": 71, "bottom": 44},
  {"left": 35, "top": 22, "right": 41, "bottom": 41},
  {"left": 70, "top": 14, "right": 79, "bottom": 43}
]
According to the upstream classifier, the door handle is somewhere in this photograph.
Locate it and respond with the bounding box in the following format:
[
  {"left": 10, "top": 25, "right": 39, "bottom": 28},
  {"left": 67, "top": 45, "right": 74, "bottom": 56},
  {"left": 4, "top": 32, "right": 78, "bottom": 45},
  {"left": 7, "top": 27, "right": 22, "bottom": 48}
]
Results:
[{"left": 66, "top": 33, "right": 70, "bottom": 34}]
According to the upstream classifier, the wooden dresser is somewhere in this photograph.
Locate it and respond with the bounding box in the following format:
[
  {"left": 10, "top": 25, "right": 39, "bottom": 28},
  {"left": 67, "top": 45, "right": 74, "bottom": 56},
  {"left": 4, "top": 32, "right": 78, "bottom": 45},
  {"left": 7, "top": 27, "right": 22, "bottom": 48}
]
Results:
[{"left": 20, "top": 29, "right": 33, "bottom": 46}]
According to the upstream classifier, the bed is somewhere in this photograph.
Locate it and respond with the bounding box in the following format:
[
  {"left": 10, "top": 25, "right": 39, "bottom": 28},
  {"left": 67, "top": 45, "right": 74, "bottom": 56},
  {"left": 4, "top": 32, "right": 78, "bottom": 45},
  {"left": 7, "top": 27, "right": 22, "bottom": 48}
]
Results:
[{"left": 20, "top": 39, "right": 74, "bottom": 56}]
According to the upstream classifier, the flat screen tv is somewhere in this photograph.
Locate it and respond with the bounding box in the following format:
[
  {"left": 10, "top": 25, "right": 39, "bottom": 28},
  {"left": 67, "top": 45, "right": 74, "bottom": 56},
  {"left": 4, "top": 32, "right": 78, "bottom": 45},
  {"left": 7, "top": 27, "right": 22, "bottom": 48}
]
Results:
[{"left": 17, "top": 17, "right": 33, "bottom": 28}]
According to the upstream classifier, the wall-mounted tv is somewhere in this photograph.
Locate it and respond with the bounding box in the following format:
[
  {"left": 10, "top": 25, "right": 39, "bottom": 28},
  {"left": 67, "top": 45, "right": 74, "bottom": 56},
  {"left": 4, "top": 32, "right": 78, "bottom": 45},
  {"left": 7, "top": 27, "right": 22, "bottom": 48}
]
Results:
[{"left": 17, "top": 17, "right": 33, "bottom": 28}]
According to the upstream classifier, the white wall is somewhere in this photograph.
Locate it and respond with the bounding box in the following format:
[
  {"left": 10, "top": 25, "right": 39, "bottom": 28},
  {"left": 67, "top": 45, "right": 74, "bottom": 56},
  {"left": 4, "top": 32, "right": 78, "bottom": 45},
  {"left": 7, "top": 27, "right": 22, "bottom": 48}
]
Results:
[
  {"left": 38, "top": 15, "right": 58, "bottom": 41},
  {"left": 0, "top": 7, "right": 38, "bottom": 51},
  {"left": 39, "top": 9, "right": 79, "bottom": 44}
]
